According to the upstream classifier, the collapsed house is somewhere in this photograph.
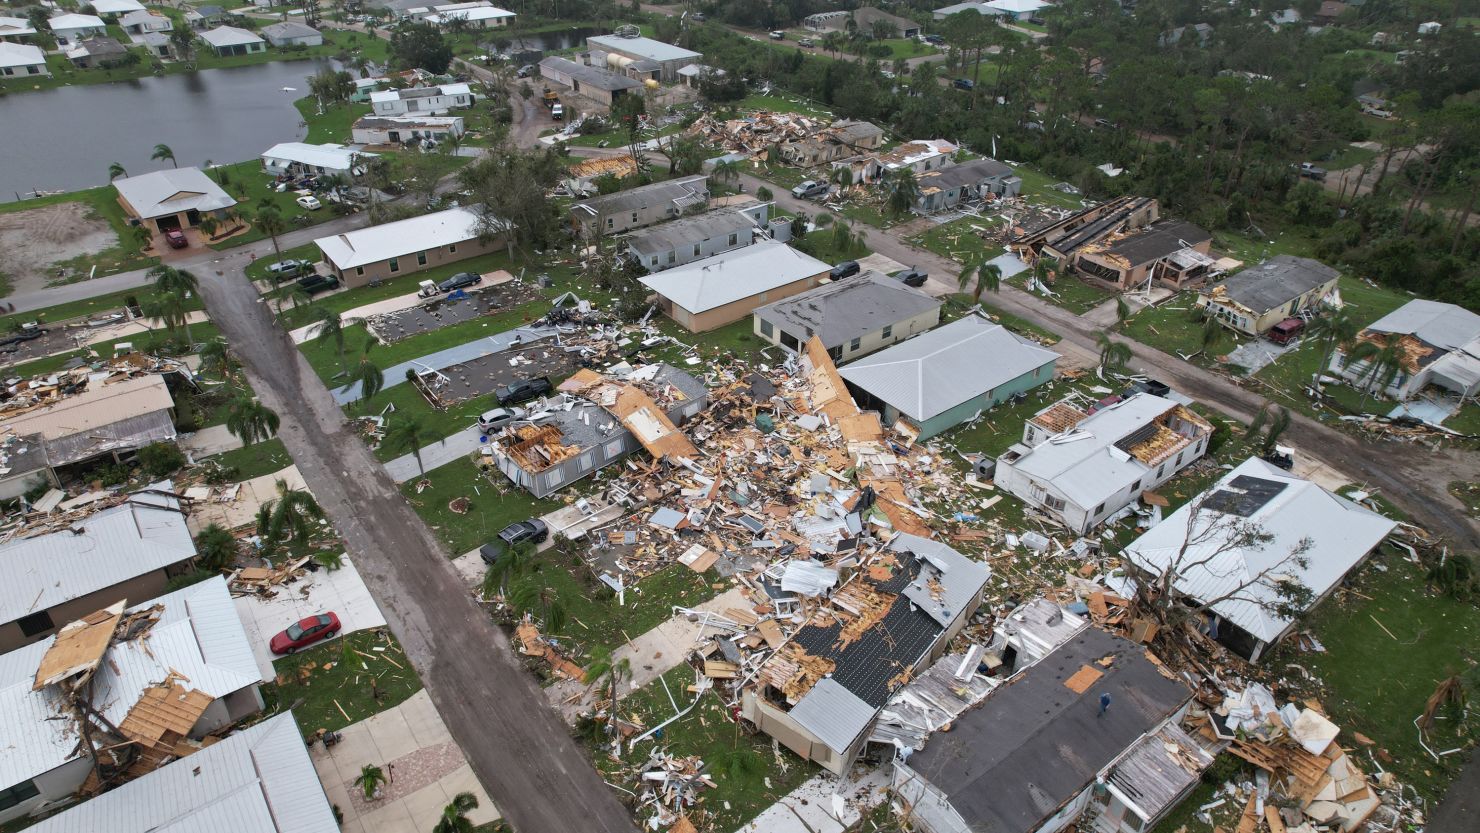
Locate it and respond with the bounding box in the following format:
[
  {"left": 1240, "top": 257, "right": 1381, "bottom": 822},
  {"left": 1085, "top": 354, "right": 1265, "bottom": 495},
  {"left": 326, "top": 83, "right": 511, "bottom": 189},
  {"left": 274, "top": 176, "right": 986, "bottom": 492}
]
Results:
[
  {"left": 570, "top": 175, "right": 710, "bottom": 237},
  {"left": 1009, "top": 196, "right": 1213, "bottom": 290},
  {"left": 0, "top": 484, "right": 194, "bottom": 653},
  {"left": 776, "top": 120, "right": 887, "bottom": 168},
  {"left": 485, "top": 363, "right": 706, "bottom": 498},
  {"left": 686, "top": 111, "right": 882, "bottom": 164},
  {"left": 0, "top": 577, "right": 265, "bottom": 824},
  {"left": 1329, "top": 298, "right": 1480, "bottom": 402},
  {"left": 993, "top": 393, "right": 1213, "bottom": 534},
  {"left": 893, "top": 604, "right": 1200, "bottom": 833},
  {"left": 839, "top": 315, "right": 1058, "bottom": 440},
  {"left": 843, "top": 138, "right": 956, "bottom": 184},
  {"left": 21, "top": 712, "right": 337, "bottom": 833},
  {"left": 1123, "top": 457, "right": 1397, "bottom": 661},
  {"left": 1197, "top": 255, "right": 1340, "bottom": 336},
  {"left": 741, "top": 533, "right": 990, "bottom": 775},
  {"left": 913, "top": 157, "right": 1023, "bottom": 213},
  {"left": 0, "top": 373, "right": 178, "bottom": 479}
]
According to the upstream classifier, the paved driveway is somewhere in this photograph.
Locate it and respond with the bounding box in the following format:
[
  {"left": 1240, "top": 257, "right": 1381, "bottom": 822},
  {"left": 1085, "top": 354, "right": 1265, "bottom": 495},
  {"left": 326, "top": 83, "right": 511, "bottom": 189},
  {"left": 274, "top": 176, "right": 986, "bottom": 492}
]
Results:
[{"left": 233, "top": 554, "right": 389, "bottom": 679}]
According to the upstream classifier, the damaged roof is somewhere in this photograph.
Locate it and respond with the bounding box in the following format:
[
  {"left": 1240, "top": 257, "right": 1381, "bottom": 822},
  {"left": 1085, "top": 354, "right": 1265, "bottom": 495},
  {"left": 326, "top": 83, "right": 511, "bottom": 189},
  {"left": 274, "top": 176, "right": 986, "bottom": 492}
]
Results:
[
  {"left": 1101, "top": 219, "right": 1210, "bottom": 266},
  {"left": 1204, "top": 255, "right": 1339, "bottom": 315},
  {"left": 1364, "top": 298, "right": 1480, "bottom": 353},
  {"left": 752, "top": 272, "right": 941, "bottom": 350},
  {"left": 904, "top": 627, "right": 1191, "bottom": 833},
  {"left": 837, "top": 315, "right": 1058, "bottom": 422},
  {"left": 573, "top": 175, "right": 709, "bottom": 219}
]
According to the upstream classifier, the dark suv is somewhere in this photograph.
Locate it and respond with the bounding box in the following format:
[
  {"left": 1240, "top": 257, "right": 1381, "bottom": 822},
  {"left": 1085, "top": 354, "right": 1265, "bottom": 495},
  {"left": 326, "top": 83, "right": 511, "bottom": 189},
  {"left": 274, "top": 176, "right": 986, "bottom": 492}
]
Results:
[
  {"left": 895, "top": 268, "right": 928, "bottom": 287},
  {"left": 496, "top": 376, "right": 553, "bottom": 405},
  {"left": 296, "top": 273, "right": 340, "bottom": 295},
  {"left": 479, "top": 519, "right": 550, "bottom": 563},
  {"left": 438, "top": 271, "right": 481, "bottom": 292},
  {"left": 829, "top": 261, "right": 861, "bottom": 280}
]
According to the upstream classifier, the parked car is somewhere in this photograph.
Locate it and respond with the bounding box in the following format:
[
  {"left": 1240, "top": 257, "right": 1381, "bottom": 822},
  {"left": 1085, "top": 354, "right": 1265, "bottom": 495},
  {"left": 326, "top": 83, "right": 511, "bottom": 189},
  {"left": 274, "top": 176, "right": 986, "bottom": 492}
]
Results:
[
  {"left": 798, "top": 37, "right": 815, "bottom": 48},
  {"left": 895, "top": 267, "right": 928, "bottom": 287},
  {"left": 923, "top": 33, "right": 945, "bottom": 45},
  {"left": 477, "top": 406, "right": 525, "bottom": 432},
  {"left": 164, "top": 228, "right": 188, "bottom": 249},
  {"left": 792, "top": 181, "right": 830, "bottom": 200},
  {"left": 296, "top": 273, "right": 340, "bottom": 295},
  {"left": 516, "top": 64, "right": 535, "bottom": 77},
  {"left": 690, "top": 11, "right": 705, "bottom": 20},
  {"left": 769, "top": 30, "right": 785, "bottom": 39},
  {"left": 829, "top": 260, "right": 861, "bottom": 280},
  {"left": 1295, "top": 162, "right": 1327, "bottom": 181},
  {"left": 269, "top": 612, "right": 341, "bottom": 654},
  {"left": 296, "top": 195, "right": 323, "bottom": 210},
  {"left": 266, "top": 259, "right": 311, "bottom": 279},
  {"left": 479, "top": 519, "right": 550, "bottom": 564},
  {"left": 791, "top": 180, "right": 821, "bottom": 198},
  {"left": 1267, "top": 317, "right": 1305, "bottom": 345},
  {"left": 551, "top": 102, "right": 565, "bottom": 120},
  {"left": 496, "top": 376, "right": 553, "bottom": 405},
  {"left": 438, "top": 271, "right": 481, "bottom": 292},
  {"left": 1093, "top": 118, "right": 1118, "bottom": 129},
  {"left": 953, "top": 78, "right": 975, "bottom": 91}
]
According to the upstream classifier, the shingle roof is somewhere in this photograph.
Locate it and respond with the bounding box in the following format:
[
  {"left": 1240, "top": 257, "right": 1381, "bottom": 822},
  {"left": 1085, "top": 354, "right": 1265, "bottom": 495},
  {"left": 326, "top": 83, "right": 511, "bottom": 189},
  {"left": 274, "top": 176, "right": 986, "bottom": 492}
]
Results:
[
  {"left": 905, "top": 627, "right": 1191, "bottom": 833},
  {"left": 573, "top": 175, "right": 709, "bottom": 219},
  {"left": 1207, "top": 255, "right": 1339, "bottom": 315},
  {"left": 113, "top": 167, "right": 237, "bottom": 220},
  {"left": 919, "top": 157, "right": 1015, "bottom": 191},
  {"left": 754, "top": 272, "right": 940, "bottom": 350},
  {"left": 1104, "top": 219, "right": 1210, "bottom": 266},
  {"left": 639, "top": 242, "right": 830, "bottom": 314},
  {"left": 0, "top": 577, "right": 263, "bottom": 792},
  {"left": 315, "top": 206, "right": 508, "bottom": 269},
  {"left": 837, "top": 315, "right": 1058, "bottom": 422},
  {"left": 24, "top": 712, "right": 336, "bottom": 833},
  {"left": 1124, "top": 457, "right": 1396, "bottom": 642},
  {"left": 0, "top": 484, "right": 194, "bottom": 627}
]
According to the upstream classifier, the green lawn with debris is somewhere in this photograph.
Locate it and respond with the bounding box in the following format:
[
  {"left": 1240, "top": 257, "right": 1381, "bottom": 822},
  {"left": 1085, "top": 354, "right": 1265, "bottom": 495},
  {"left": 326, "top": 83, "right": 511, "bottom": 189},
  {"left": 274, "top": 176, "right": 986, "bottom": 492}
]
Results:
[
  {"left": 588, "top": 665, "right": 817, "bottom": 832},
  {"left": 905, "top": 216, "right": 1006, "bottom": 265},
  {"left": 202, "top": 437, "right": 294, "bottom": 481},
  {"left": 265, "top": 628, "right": 423, "bottom": 739}
]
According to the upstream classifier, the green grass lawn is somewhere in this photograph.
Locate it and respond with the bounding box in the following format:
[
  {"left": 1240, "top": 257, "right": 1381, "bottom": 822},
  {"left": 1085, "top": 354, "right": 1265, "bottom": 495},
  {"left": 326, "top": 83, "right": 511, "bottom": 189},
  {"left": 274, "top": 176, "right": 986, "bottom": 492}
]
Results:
[
  {"left": 205, "top": 160, "right": 333, "bottom": 248},
  {"left": 588, "top": 664, "right": 817, "bottom": 831},
  {"left": 0, "top": 286, "right": 154, "bottom": 330},
  {"left": 265, "top": 628, "right": 423, "bottom": 739},
  {"left": 735, "top": 93, "right": 832, "bottom": 118},
  {"left": 1266, "top": 558, "right": 1479, "bottom": 802},
  {"left": 1030, "top": 272, "right": 1113, "bottom": 315},
  {"left": 0, "top": 185, "right": 158, "bottom": 295},
  {"left": 906, "top": 217, "right": 1006, "bottom": 264},
  {"left": 1012, "top": 164, "right": 1090, "bottom": 210},
  {"left": 1210, "top": 225, "right": 1318, "bottom": 263},
  {"left": 876, "top": 37, "right": 936, "bottom": 59},
  {"left": 791, "top": 223, "right": 872, "bottom": 264},
  {"left": 202, "top": 437, "right": 294, "bottom": 480},
  {"left": 296, "top": 96, "right": 371, "bottom": 145}
]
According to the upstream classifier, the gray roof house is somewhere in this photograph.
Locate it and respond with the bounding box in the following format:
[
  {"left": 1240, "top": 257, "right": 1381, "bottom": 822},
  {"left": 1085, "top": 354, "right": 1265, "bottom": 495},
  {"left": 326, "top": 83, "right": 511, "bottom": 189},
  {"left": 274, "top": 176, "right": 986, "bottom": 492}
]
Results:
[
  {"left": 752, "top": 272, "right": 942, "bottom": 361},
  {"left": 538, "top": 56, "right": 642, "bottom": 105},
  {"left": 586, "top": 32, "right": 701, "bottom": 82},
  {"left": 22, "top": 713, "right": 335, "bottom": 833},
  {"left": 1124, "top": 457, "right": 1396, "bottom": 661},
  {"left": 639, "top": 241, "right": 831, "bottom": 332},
  {"left": 993, "top": 393, "right": 1214, "bottom": 534},
  {"left": 260, "top": 20, "right": 322, "bottom": 46},
  {"left": 624, "top": 203, "right": 771, "bottom": 272},
  {"left": 743, "top": 534, "right": 990, "bottom": 776},
  {"left": 894, "top": 626, "right": 1196, "bottom": 833},
  {"left": 915, "top": 157, "right": 1022, "bottom": 212},
  {"left": 198, "top": 24, "right": 265, "bottom": 55},
  {"left": 113, "top": 166, "right": 237, "bottom": 232},
  {"left": 1332, "top": 299, "right": 1480, "bottom": 401},
  {"left": 0, "top": 577, "right": 267, "bottom": 825},
  {"left": 838, "top": 315, "right": 1058, "bottom": 440},
  {"left": 571, "top": 175, "right": 709, "bottom": 237},
  {"left": 1197, "top": 255, "right": 1340, "bottom": 335}
]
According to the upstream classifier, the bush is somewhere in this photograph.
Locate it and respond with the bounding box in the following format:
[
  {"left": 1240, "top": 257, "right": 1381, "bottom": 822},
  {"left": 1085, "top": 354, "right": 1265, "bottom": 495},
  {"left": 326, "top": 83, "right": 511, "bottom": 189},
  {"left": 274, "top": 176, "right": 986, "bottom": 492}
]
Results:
[{"left": 138, "top": 442, "right": 187, "bottom": 479}]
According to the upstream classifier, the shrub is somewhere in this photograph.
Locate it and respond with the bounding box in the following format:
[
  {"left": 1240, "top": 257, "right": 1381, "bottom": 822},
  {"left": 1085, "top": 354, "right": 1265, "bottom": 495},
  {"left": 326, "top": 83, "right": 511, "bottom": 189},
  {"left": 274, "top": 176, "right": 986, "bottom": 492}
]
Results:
[{"left": 138, "top": 442, "right": 187, "bottom": 478}]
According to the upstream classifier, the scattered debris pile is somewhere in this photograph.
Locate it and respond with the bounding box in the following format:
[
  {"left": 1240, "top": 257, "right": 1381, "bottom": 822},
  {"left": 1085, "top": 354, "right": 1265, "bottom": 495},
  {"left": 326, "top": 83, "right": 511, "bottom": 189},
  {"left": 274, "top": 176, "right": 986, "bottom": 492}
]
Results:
[
  {"left": 632, "top": 752, "right": 714, "bottom": 829},
  {"left": 685, "top": 110, "right": 831, "bottom": 158},
  {"left": 515, "top": 617, "right": 585, "bottom": 680}
]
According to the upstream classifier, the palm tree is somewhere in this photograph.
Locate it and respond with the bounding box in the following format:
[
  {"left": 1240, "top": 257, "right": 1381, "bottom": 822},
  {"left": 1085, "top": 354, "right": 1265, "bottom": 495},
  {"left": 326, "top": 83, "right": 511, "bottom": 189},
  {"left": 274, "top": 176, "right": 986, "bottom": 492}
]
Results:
[
  {"left": 255, "top": 208, "right": 288, "bottom": 275},
  {"left": 347, "top": 354, "right": 385, "bottom": 408},
  {"left": 132, "top": 224, "right": 154, "bottom": 252},
  {"left": 1031, "top": 254, "right": 1059, "bottom": 288},
  {"left": 432, "top": 793, "right": 480, "bottom": 833},
  {"left": 225, "top": 396, "right": 281, "bottom": 447},
  {"left": 1346, "top": 340, "right": 1405, "bottom": 408},
  {"left": 711, "top": 159, "right": 740, "bottom": 189},
  {"left": 195, "top": 522, "right": 239, "bottom": 571},
  {"left": 1115, "top": 296, "right": 1132, "bottom": 327},
  {"left": 821, "top": 31, "right": 843, "bottom": 58},
  {"left": 197, "top": 215, "right": 219, "bottom": 241},
  {"left": 149, "top": 264, "right": 199, "bottom": 298},
  {"left": 198, "top": 339, "right": 238, "bottom": 381},
  {"left": 1307, "top": 309, "right": 1359, "bottom": 390},
  {"left": 108, "top": 161, "right": 128, "bottom": 181},
  {"left": 141, "top": 292, "right": 191, "bottom": 345},
  {"left": 957, "top": 260, "right": 1002, "bottom": 303},
  {"left": 482, "top": 539, "right": 537, "bottom": 599},
  {"left": 266, "top": 479, "right": 325, "bottom": 546},
  {"left": 1096, "top": 332, "right": 1132, "bottom": 371},
  {"left": 311, "top": 306, "right": 347, "bottom": 366},
  {"left": 508, "top": 571, "right": 568, "bottom": 634},
  {"left": 278, "top": 285, "right": 313, "bottom": 321},
  {"left": 384, "top": 414, "right": 433, "bottom": 475},
  {"left": 884, "top": 167, "right": 919, "bottom": 218},
  {"left": 151, "top": 143, "right": 177, "bottom": 168},
  {"left": 583, "top": 648, "right": 632, "bottom": 712},
  {"left": 354, "top": 764, "right": 387, "bottom": 801},
  {"left": 1195, "top": 317, "right": 1229, "bottom": 359}
]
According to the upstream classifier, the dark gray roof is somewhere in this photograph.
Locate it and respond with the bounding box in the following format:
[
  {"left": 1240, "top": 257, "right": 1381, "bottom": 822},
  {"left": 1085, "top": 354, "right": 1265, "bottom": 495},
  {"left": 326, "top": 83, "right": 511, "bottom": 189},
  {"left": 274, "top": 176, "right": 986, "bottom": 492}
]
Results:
[
  {"left": 753, "top": 272, "right": 940, "bottom": 349},
  {"left": 539, "top": 56, "right": 643, "bottom": 92},
  {"left": 1104, "top": 219, "right": 1210, "bottom": 266},
  {"left": 625, "top": 208, "right": 755, "bottom": 256},
  {"left": 574, "top": 175, "right": 708, "bottom": 218},
  {"left": 923, "top": 157, "right": 1015, "bottom": 191},
  {"left": 906, "top": 628, "right": 1191, "bottom": 833},
  {"left": 649, "top": 363, "right": 707, "bottom": 403},
  {"left": 1212, "top": 255, "right": 1339, "bottom": 315}
]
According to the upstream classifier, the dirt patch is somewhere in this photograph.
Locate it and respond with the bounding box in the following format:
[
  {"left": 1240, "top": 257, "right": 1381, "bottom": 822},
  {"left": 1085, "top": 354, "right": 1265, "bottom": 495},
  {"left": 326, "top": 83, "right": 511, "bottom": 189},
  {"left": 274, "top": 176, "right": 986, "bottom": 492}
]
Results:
[{"left": 0, "top": 202, "right": 123, "bottom": 297}]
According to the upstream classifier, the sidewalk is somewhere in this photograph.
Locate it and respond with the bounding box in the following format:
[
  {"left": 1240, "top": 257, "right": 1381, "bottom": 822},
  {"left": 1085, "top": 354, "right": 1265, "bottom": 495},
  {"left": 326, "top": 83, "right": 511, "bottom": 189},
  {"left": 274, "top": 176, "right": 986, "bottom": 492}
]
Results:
[
  {"left": 383, "top": 427, "right": 482, "bottom": 483},
  {"left": 734, "top": 765, "right": 891, "bottom": 833}
]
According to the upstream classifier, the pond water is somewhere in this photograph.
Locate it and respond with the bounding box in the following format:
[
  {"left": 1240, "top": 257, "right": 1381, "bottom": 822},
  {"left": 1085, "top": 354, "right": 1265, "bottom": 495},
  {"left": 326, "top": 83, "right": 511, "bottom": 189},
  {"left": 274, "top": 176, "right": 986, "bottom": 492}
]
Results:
[{"left": 0, "top": 59, "right": 337, "bottom": 199}]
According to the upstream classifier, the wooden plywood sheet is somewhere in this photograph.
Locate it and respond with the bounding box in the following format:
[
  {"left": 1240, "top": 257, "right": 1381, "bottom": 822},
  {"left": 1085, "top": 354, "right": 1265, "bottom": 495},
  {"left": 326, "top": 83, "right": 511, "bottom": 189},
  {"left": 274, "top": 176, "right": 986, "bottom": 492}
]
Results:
[
  {"left": 1063, "top": 664, "right": 1104, "bottom": 694},
  {"left": 33, "top": 602, "right": 124, "bottom": 690}
]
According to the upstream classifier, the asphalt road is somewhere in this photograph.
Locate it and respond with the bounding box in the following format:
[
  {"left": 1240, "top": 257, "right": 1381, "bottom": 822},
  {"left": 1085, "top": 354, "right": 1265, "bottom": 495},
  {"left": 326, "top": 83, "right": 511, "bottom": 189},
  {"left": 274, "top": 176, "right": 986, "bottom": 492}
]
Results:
[{"left": 194, "top": 257, "right": 638, "bottom": 833}]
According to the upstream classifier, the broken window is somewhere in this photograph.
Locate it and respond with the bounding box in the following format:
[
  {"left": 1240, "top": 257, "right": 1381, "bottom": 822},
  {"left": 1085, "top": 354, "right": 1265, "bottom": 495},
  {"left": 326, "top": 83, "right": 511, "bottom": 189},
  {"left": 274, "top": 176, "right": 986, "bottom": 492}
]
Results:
[
  {"left": 0, "top": 780, "right": 40, "bottom": 812},
  {"left": 17, "top": 610, "right": 53, "bottom": 637}
]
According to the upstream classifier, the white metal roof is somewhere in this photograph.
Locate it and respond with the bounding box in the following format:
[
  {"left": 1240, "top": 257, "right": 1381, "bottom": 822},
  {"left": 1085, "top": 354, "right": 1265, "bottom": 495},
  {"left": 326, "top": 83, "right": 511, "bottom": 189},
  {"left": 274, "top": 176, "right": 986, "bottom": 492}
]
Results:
[
  {"left": 985, "top": 0, "right": 1049, "bottom": 12},
  {"left": 588, "top": 33, "right": 701, "bottom": 63},
  {"left": 638, "top": 242, "right": 830, "bottom": 314},
  {"left": 199, "top": 25, "right": 264, "bottom": 47},
  {"left": 0, "top": 17, "right": 39, "bottom": 37},
  {"left": 935, "top": 2, "right": 1004, "bottom": 15},
  {"left": 837, "top": 315, "right": 1058, "bottom": 422},
  {"left": 1007, "top": 393, "right": 1179, "bottom": 509},
  {"left": 0, "top": 41, "right": 44, "bottom": 68},
  {"left": 787, "top": 677, "right": 878, "bottom": 755},
  {"left": 0, "top": 485, "right": 195, "bottom": 627},
  {"left": 90, "top": 0, "right": 146, "bottom": 13},
  {"left": 315, "top": 206, "right": 505, "bottom": 269},
  {"left": 117, "top": 9, "right": 169, "bottom": 27},
  {"left": 0, "top": 577, "right": 263, "bottom": 791},
  {"left": 261, "top": 21, "right": 321, "bottom": 39},
  {"left": 1123, "top": 457, "right": 1396, "bottom": 643},
  {"left": 1366, "top": 299, "right": 1480, "bottom": 352},
  {"left": 427, "top": 4, "right": 514, "bottom": 22},
  {"left": 261, "top": 142, "right": 372, "bottom": 172},
  {"left": 113, "top": 167, "right": 237, "bottom": 220},
  {"left": 47, "top": 13, "right": 105, "bottom": 30},
  {"left": 24, "top": 712, "right": 336, "bottom": 833}
]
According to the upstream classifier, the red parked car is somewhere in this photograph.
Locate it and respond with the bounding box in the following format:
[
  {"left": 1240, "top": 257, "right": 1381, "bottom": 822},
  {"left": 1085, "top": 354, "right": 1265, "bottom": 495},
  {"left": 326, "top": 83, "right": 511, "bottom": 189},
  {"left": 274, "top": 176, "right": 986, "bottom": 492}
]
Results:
[
  {"left": 269, "top": 612, "right": 341, "bottom": 654},
  {"left": 164, "top": 228, "right": 188, "bottom": 249}
]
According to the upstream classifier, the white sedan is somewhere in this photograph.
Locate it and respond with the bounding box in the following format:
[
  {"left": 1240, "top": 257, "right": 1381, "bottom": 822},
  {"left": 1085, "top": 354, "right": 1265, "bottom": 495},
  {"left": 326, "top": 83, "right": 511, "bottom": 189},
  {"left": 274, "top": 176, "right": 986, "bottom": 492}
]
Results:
[{"left": 296, "top": 195, "right": 323, "bottom": 210}]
